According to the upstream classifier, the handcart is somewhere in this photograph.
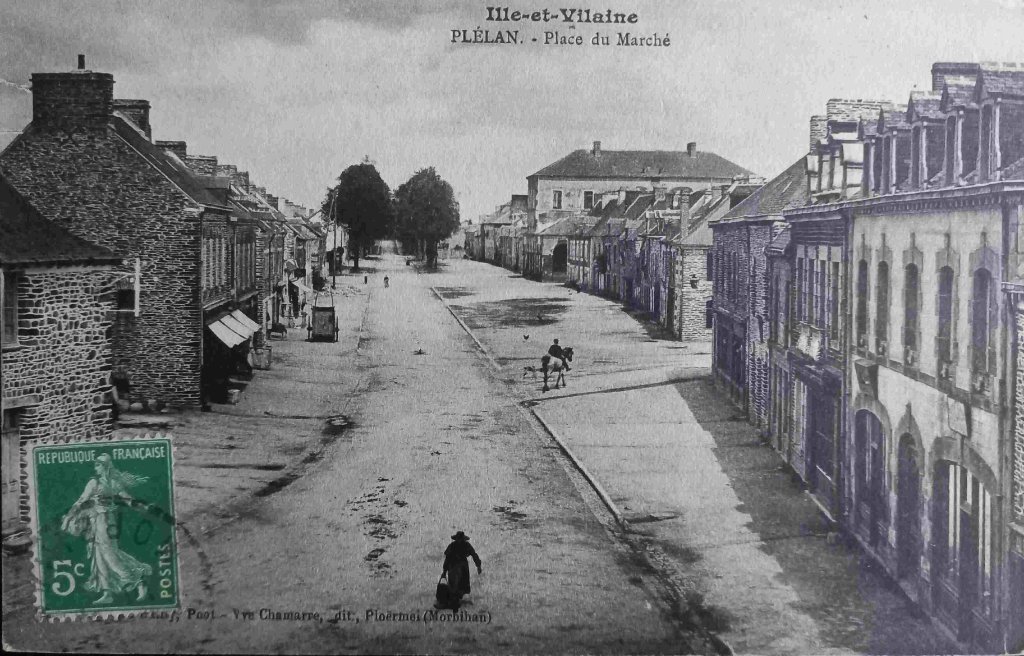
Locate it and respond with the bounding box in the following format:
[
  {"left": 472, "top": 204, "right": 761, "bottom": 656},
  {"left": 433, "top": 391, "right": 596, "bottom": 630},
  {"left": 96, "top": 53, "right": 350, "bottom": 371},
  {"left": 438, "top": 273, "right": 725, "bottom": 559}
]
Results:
[{"left": 306, "top": 290, "right": 339, "bottom": 342}]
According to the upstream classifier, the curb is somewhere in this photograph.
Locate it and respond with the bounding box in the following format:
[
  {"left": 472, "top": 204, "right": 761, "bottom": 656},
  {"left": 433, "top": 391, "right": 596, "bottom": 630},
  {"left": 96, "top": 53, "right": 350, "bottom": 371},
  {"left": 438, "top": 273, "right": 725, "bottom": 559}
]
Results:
[
  {"left": 527, "top": 405, "right": 627, "bottom": 530},
  {"left": 429, "top": 286, "right": 501, "bottom": 371}
]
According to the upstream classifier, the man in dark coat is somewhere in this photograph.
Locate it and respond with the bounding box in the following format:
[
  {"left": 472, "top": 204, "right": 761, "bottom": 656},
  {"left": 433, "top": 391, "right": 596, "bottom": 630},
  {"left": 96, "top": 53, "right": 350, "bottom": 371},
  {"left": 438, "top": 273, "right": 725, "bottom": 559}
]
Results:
[
  {"left": 547, "top": 338, "right": 570, "bottom": 371},
  {"left": 443, "top": 531, "right": 482, "bottom": 605}
]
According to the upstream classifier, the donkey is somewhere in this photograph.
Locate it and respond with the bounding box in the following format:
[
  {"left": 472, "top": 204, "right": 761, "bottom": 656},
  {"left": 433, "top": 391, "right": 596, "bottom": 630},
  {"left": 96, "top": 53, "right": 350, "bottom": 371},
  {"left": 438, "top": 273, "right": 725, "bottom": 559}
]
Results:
[{"left": 522, "top": 347, "right": 573, "bottom": 392}]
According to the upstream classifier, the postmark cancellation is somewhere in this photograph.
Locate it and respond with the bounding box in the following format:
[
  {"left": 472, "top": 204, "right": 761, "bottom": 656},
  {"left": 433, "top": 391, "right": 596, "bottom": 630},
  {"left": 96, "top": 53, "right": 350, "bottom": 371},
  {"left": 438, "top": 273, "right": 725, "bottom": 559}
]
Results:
[{"left": 23, "top": 433, "right": 179, "bottom": 619}]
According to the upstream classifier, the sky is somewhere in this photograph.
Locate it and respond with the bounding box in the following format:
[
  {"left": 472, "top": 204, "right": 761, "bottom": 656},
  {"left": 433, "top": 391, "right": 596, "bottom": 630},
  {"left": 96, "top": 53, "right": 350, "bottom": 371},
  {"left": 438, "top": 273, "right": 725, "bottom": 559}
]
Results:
[{"left": 1, "top": 0, "right": 1023, "bottom": 221}]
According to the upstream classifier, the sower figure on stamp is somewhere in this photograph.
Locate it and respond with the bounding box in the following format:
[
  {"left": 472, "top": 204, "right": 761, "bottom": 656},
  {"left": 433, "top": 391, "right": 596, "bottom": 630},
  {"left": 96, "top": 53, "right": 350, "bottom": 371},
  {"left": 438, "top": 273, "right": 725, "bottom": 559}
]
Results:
[
  {"left": 60, "top": 454, "right": 153, "bottom": 605},
  {"left": 548, "top": 338, "right": 570, "bottom": 372},
  {"left": 443, "top": 531, "right": 481, "bottom": 607}
]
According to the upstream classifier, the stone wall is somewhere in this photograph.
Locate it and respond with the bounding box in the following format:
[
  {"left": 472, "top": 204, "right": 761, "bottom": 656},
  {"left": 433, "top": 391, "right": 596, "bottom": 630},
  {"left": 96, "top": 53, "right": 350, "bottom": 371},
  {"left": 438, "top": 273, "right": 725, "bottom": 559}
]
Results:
[
  {"left": 2, "top": 268, "right": 115, "bottom": 441},
  {"left": 676, "top": 247, "right": 712, "bottom": 340},
  {"left": 1, "top": 129, "right": 204, "bottom": 408}
]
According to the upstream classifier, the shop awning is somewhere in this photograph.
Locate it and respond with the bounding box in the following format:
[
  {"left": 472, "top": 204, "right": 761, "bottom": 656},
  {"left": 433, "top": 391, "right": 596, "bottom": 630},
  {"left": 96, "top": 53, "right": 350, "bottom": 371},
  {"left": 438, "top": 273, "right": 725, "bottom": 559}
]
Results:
[
  {"left": 207, "top": 311, "right": 257, "bottom": 348},
  {"left": 290, "top": 279, "right": 314, "bottom": 294},
  {"left": 230, "top": 310, "right": 261, "bottom": 333}
]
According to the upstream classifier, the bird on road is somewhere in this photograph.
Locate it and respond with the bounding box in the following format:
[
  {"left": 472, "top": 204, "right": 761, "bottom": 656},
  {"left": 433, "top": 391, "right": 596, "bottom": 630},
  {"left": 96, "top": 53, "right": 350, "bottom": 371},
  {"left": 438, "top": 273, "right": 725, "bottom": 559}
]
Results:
[{"left": 523, "top": 334, "right": 530, "bottom": 341}]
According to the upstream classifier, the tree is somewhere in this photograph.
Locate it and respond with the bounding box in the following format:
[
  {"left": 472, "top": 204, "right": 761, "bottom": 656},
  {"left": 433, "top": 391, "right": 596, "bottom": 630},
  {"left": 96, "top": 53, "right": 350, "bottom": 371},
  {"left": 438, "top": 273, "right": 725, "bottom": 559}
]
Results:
[
  {"left": 394, "top": 167, "right": 460, "bottom": 268},
  {"left": 322, "top": 159, "right": 393, "bottom": 272}
]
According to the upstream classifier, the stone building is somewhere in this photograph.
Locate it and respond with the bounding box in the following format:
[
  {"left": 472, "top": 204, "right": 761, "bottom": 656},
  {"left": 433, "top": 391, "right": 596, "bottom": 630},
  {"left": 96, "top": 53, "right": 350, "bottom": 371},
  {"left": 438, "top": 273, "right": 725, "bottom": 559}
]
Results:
[
  {"left": 0, "top": 61, "right": 241, "bottom": 409},
  {"left": 836, "top": 62, "right": 1024, "bottom": 651},
  {"left": 1, "top": 176, "right": 121, "bottom": 527},
  {"left": 524, "top": 141, "right": 751, "bottom": 280}
]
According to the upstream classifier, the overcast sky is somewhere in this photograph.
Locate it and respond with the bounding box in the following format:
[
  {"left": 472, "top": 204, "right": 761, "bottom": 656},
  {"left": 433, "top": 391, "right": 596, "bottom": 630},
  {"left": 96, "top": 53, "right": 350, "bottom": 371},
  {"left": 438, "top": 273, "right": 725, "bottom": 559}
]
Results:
[{"left": 1, "top": 0, "right": 1022, "bottom": 221}]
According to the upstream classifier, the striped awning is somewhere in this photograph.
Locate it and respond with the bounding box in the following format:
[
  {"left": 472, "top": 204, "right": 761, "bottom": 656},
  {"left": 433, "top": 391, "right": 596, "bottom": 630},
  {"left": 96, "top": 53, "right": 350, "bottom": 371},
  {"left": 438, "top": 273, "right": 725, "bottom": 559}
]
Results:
[{"left": 207, "top": 310, "right": 258, "bottom": 348}]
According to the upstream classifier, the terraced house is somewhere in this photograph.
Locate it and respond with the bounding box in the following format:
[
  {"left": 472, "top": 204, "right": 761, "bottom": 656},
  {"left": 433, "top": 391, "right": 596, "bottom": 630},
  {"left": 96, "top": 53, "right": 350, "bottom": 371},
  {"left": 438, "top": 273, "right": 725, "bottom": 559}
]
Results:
[
  {"left": 713, "top": 61, "right": 1024, "bottom": 652},
  {"left": 0, "top": 59, "right": 261, "bottom": 409},
  {"left": 524, "top": 140, "right": 751, "bottom": 281}
]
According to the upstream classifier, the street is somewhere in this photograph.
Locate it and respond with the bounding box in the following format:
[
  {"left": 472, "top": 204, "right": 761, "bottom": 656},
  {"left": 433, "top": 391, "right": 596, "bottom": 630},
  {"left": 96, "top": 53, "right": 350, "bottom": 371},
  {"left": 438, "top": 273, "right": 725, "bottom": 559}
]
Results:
[{"left": 2, "top": 255, "right": 953, "bottom": 655}]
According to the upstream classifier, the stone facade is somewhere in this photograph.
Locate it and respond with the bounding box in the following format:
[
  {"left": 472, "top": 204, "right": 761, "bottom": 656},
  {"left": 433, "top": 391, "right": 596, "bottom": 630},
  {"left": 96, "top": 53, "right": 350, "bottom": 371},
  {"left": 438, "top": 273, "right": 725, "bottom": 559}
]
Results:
[
  {"left": 0, "top": 67, "right": 237, "bottom": 408},
  {"left": 675, "top": 247, "right": 712, "bottom": 340},
  {"left": 1015, "top": 298, "right": 1024, "bottom": 523},
  {"left": 2, "top": 269, "right": 115, "bottom": 441}
]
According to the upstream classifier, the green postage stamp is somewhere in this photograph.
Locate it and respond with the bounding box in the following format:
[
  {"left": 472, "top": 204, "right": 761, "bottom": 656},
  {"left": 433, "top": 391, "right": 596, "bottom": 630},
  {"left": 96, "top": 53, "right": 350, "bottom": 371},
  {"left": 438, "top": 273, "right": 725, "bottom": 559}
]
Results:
[{"left": 25, "top": 434, "right": 179, "bottom": 618}]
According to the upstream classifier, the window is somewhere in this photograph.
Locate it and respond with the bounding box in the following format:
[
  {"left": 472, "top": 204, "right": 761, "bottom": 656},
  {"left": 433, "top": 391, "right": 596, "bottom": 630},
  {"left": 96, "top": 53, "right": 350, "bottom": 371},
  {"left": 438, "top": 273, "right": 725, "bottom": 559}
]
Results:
[
  {"left": 2, "top": 409, "right": 23, "bottom": 525},
  {"left": 816, "top": 261, "right": 826, "bottom": 328},
  {"left": 705, "top": 300, "right": 713, "bottom": 329},
  {"left": 856, "top": 260, "right": 869, "bottom": 345},
  {"left": 904, "top": 264, "right": 920, "bottom": 360},
  {"left": 552, "top": 190, "right": 563, "bottom": 210},
  {"left": 937, "top": 266, "right": 954, "bottom": 370},
  {"left": 583, "top": 190, "right": 594, "bottom": 210},
  {"left": 671, "top": 193, "right": 681, "bottom": 210},
  {"left": 944, "top": 116, "right": 957, "bottom": 186},
  {"left": 971, "top": 268, "right": 994, "bottom": 375},
  {"left": 706, "top": 250, "right": 713, "bottom": 281},
  {"left": 876, "top": 262, "right": 890, "bottom": 353},
  {"left": 2, "top": 272, "right": 18, "bottom": 346},
  {"left": 979, "top": 105, "right": 993, "bottom": 182},
  {"left": 911, "top": 126, "right": 923, "bottom": 188}
]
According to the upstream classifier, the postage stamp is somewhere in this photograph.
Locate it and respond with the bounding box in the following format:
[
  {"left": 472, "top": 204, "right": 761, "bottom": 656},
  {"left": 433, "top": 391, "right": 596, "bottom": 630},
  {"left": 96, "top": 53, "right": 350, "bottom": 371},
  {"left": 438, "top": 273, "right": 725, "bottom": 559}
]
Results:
[{"left": 24, "top": 433, "right": 179, "bottom": 618}]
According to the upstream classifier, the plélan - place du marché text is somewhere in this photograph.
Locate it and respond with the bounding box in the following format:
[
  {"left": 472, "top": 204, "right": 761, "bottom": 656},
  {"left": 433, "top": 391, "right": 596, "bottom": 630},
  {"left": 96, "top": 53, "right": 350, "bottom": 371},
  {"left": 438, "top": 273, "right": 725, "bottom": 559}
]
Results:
[{"left": 452, "top": 6, "right": 670, "bottom": 47}]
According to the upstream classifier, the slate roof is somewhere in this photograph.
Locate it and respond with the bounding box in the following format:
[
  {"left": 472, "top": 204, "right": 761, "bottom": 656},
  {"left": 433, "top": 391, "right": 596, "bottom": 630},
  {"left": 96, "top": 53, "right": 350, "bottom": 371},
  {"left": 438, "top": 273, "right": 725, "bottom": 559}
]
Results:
[
  {"left": 907, "top": 91, "right": 943, "bottom": 120},
  {"left": 879, "top": 104, "right": 910, "bottom": 132},
  {"left": 720, "top": 158, "right": 808, "bottom": 221},
  {"left": 940, "top": 75, "right": 979, "bottom": 110},
  {"left": 0, "top": 177, "right": 120, "bottom": 266},
  {"left": 112, "top": 117, "right": 230, "bottom": 210},
  {"left": 975, "top": 64, "right": 1024, "bottom": 99},
  {"left": 531, "top": 148, "right": 752, "bottom": 180}
]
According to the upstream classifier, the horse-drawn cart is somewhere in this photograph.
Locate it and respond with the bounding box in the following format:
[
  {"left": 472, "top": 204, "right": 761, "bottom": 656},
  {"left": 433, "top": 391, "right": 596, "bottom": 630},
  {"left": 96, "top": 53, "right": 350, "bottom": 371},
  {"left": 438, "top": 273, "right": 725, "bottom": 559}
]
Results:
[{"left": 306, "top": 290, "right": 340, "bottom": 342}]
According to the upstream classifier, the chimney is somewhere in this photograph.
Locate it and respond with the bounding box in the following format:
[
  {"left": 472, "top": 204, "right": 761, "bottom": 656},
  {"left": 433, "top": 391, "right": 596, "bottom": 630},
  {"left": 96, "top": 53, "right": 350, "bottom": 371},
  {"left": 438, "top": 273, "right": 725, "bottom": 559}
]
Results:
[
  {"left": 113, "top": 99, "right": 151, "bottom": 139},
  {"left": 592, "top": 140, "right": 601, "bottom": 156},
  {"left": 931, "top": 62, "right": 980, "bottom": 92},
  {"left": 156, "top": 140, "right": 187, "bottom": 160},
  {"left": 185, "top": 154, "right": 218, "bottom": 176},
  {"left": 687, "top": 142, "right": 697, "bottom": 157},
  {"left": 652, "top": 181, "right": 667, "bottom": 203},
  {"left": 710, "top": 184, "right": 724, "bottom": 202},
  {"left": 617, "top": 188, "right": 626, "bottom": 204},
  {"left": 674, "top": 187, "right": 691, "bottom": 227},
  {"left": 231, "top": 170, "right": 251, "bottom": 190},
  {"left": 31, "top": 59, "right": 114, "bottom": 130},
  {"left": 266, "top": 193, "right": 280, "bottom": 209},
  {"left": 809, "top": 115, "right": 827, "bottom": 152},
  {"left": 215, "top": 164, "right": 238, "bottom": 179}
]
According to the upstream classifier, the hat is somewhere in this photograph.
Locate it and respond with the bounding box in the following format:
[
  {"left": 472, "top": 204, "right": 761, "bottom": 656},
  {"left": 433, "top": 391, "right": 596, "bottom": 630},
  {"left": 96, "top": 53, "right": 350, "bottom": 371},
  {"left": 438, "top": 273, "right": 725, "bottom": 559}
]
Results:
[{"left": 451, "top": 531, "right": 469, "bottom": 541}]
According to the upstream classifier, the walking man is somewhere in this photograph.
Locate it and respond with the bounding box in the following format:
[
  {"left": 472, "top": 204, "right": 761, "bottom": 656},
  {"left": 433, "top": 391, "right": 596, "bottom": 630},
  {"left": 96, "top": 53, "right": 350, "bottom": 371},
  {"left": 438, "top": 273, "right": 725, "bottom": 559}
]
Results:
[
  {"left": 548, "top": 338, "right": 570, "bottom": 372},
  {"left": 442, "top": 531, "right": 482, "bottom": 608},
  {"left": 384, "top": 276, "right": 389, "bottom": 288}
]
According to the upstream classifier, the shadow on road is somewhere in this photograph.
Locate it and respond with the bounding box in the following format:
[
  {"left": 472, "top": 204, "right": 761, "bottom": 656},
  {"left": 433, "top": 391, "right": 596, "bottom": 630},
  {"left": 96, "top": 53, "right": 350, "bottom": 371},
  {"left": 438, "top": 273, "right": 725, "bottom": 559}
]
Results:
[{"left": 674, "top": 378, "right": 955, "bottom": 656}]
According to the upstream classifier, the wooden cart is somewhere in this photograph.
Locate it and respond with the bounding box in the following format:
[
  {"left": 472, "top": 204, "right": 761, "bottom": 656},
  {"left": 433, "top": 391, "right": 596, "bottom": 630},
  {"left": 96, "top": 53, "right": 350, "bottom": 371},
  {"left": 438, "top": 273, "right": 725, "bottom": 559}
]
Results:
[{"left": 306, "top": 291, "right": 339, "bottom": 342}]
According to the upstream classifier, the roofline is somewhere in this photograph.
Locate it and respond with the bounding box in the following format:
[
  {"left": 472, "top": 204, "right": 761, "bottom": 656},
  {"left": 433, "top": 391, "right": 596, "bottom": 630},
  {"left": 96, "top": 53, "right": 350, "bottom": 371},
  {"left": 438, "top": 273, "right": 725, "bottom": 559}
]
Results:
[
  {"left": 111, "top": 119, "right": 232, "bottom": 212},
  {"left": 784, "top": 179, "right": 1024, "bottom": 217}
]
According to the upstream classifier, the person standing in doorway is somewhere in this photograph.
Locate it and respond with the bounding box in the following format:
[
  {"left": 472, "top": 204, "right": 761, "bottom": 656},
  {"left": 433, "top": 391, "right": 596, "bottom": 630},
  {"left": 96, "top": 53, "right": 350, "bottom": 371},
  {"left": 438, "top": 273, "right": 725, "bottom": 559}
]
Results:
[
  {"left": 442, "top": 531, "right": 482, "bottom": 606},
  {"left": 384, "top": 276, "right": 389, "bottom": 288}
]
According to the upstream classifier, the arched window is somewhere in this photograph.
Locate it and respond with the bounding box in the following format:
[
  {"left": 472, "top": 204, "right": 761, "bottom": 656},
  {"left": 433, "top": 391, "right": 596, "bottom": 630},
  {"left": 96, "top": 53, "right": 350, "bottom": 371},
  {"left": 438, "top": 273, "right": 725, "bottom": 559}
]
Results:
[
  {"left": 875, "top": 262, "right": 890, "bottom": 354},
  {"left": 937, "top": 266, "right": 954, "bottom": 372},
  {"left": 903, "top": 264, "right": 920, "bottom": 362},
  {"left": 971, "top": 268, "right": 994, "bottom": 375},
  {"left": 856, "top": 260, "right": 869, "bottom": 345}
]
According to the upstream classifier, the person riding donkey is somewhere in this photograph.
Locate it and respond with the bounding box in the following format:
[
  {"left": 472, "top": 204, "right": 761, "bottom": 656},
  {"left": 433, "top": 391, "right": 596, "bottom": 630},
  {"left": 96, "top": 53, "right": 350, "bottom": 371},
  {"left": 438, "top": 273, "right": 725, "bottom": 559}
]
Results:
[{"left": 547, "top": 338, "right": 570, "bottom": 372}]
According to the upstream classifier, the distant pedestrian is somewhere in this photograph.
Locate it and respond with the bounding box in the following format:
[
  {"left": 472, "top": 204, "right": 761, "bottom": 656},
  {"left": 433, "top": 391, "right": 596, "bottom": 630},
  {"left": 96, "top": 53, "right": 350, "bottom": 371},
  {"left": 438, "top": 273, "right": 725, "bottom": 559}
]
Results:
[
  {"left": 442, "top": 531, "right": 482, "bottom": 608},
  {"left": 384, "top": 276, "right": 389, "bottom": 288},
  {"left": 363, "top": 275, "right": 368, "bottom": 285}
]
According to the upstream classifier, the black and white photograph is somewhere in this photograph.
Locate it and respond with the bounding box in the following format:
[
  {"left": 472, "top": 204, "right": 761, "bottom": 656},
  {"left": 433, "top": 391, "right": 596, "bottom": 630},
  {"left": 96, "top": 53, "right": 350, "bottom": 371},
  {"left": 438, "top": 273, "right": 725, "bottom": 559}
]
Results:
[{"left": 1, "top": 0, "right": 1023, "bottom": 653}]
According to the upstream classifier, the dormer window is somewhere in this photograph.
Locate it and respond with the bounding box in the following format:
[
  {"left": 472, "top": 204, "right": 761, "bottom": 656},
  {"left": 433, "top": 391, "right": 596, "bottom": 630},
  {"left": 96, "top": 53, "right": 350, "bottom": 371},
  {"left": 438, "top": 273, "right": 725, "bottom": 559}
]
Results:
[
  {"left": 979, "top": 105, "right": 993, "bottom": 182},
  {"left": 944, "top": 115, "right": 958, "bottom": 186},
  {"left": 911, "top": 126, "right": 923, "bottom": 188}
]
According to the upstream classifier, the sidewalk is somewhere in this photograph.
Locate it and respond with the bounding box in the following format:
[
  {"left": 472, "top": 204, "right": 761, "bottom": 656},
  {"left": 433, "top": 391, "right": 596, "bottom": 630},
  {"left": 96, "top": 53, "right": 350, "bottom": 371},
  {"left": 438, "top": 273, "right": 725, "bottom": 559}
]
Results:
[
  {"left": 435, "top": 258, "right": 956, "bottom": 655},
  {"left": 2, "top": 279, "right": 371, "bottom": 618}
]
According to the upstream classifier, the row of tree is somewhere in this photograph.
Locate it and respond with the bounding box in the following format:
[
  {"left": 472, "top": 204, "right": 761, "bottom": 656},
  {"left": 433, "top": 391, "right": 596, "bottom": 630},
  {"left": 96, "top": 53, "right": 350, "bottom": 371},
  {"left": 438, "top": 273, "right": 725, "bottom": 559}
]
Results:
[{"left": 321, "top": 159, "right": 460, "bottom": 270}]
